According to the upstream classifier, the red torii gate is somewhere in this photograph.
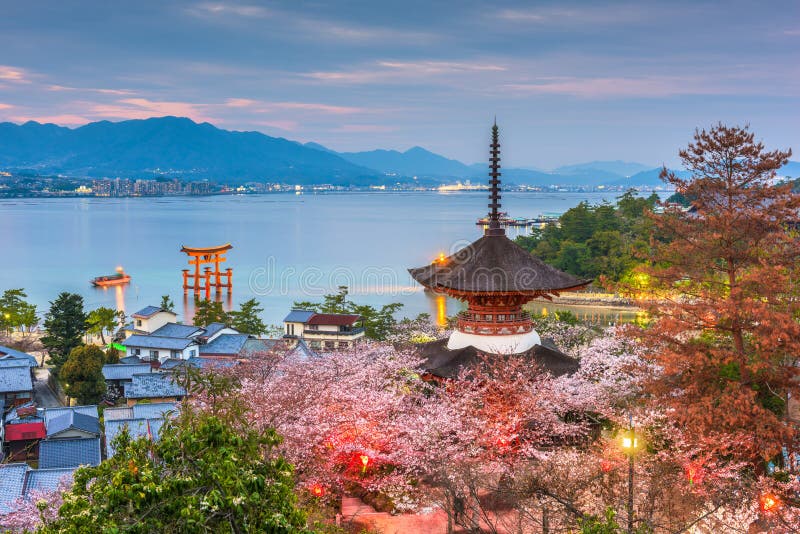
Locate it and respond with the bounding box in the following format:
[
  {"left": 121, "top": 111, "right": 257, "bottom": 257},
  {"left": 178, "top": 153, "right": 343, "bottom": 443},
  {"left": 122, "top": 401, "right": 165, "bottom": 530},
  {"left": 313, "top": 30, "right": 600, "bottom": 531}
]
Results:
[{"left": 180, "top": 243, "right": 233, "bottom": 298}]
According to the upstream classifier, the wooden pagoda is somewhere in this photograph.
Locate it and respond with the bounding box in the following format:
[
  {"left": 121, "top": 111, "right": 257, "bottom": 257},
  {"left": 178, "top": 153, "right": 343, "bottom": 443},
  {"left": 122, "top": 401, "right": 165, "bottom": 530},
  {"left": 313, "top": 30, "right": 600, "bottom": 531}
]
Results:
[
  {"left": 180, "top": 243, "right": 233, "bottom": 298},
  {"left": 408, "top": 122, "right": 592, "bottom": 377}
]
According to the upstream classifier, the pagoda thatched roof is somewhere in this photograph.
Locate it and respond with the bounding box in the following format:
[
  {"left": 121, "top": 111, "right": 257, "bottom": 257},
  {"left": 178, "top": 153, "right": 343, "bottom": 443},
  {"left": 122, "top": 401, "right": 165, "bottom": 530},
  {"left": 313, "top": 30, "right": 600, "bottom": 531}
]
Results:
[
  {"left": 417, "top": 337, "right": 578, "bottom": 379},
  {"left": 408, "top": 234, "right": 591, "bottom": 296}
]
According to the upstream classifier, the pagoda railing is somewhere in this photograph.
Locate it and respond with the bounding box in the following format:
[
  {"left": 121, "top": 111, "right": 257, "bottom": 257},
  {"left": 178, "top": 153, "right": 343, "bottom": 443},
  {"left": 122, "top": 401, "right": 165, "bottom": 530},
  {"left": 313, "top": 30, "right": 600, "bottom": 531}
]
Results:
[{"left": 456, "top": 311, "right": 534, "bottom": 336}]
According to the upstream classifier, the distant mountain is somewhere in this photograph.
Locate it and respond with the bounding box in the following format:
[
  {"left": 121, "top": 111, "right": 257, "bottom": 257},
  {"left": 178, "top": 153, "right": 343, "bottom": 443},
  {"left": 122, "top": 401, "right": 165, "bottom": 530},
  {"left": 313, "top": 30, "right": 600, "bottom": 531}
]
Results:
[
  {"left": 338, "top": 146, "right": 472, "bottom": 178},
  {"left": 0, "top": 117, "right": 380, "bottom": 185},
  {"left": 553, "top": 160, "right": 652, "bottom": 177},
  {"left": 612, "top": 167, "right": 692, "bottom": 187}
]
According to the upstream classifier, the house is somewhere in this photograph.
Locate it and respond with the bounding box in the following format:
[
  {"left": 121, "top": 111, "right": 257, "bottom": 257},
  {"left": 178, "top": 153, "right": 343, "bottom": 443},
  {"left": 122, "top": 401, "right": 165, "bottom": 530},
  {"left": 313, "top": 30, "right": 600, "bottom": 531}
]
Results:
[
  {"left": 124, "top": 306, "right": 178, "bottom": 337},
  {"left": 0, "top": 365, "right": 33, "bottom": 408},
  {"left": 124, "top": 373, "right": 187, "bottom": 406},
  {"left": 122, "top": 335, "right": 199, "bottom": 365},
  {"left": 0, "top": 345, "right": 38, "bottom": 367},
  {"left": 39, "top": 437, "right": 102, "bottom": 469},
  {"left": 45, "top": 410, "right": 100, "bottom": 440},
  {"left": 102, "top": 363, "right": 154, "bottom": 397},
  {"left": 104, "top": 402, "right": 177, "bottom": 457},
  {"left": 3, "top": 403, "right": 45, "bottom": 461},
  {"left": 0, "top": 463, "right": 75, "bottom": 513},
  {"left": 283, "top": 310, "right": 365, "bottom": 350}
]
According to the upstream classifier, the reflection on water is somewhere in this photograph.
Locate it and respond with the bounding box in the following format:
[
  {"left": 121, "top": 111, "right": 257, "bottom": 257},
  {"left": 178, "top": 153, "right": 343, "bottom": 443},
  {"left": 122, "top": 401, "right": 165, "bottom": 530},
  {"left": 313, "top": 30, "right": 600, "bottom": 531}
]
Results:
[
  {"left": 114, "top": 285, "right": 125, "bottom": 315},
  {"left": 528, "top": 302, "right": 640, "bottom": 325}
]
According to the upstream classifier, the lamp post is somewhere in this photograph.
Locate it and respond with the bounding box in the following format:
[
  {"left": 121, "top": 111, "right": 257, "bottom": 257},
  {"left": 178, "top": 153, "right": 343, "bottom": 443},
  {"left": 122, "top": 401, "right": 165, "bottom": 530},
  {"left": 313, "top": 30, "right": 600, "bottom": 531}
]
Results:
[{"left": 621, "top": 414, "right": 638, "bottom": 534}]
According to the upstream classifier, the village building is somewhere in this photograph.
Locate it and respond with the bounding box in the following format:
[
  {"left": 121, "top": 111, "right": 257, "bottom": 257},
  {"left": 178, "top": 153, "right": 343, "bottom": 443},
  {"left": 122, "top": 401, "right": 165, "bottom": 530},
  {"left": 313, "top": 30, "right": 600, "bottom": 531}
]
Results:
[
  {"left": 104, "top": 402, "right": 177, "bottom": 457},
  {"left": 124, "top": 306, "right": 178, "bottom": 337},
  {"left": 124, "top": 373, "right": 187, "bottom": 406},
  {"left": 283, "top": 310, "right": 365, "bottom": 350},
  {"left": 408, "top": 123, "right": 591, "bottom": 379},
  {"left": 0, "top": 364, "right": 33, "bottom": 409}
]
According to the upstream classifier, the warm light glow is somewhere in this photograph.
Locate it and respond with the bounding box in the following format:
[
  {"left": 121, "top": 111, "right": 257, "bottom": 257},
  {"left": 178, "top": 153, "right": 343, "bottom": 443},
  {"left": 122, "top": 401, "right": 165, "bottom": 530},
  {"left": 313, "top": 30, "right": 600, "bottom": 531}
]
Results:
[
  {"left": 310, "top": 483, "right": 325, "bottom": 497},
  {"left": 116, "top": 265, "right": 124, "bottom": 273},
  {"left": 622, "top": 436, "right": 638, "bottom": 450},
  {"left": 600, "top": 459, "right": 613, "bottom": 473},
  {"left": 761, "top": 493, "right": 779, "bottom": 513},
  {"left": 360, "top": 454, "right": 369, "bottom": 467},
  {"left": 435, "top": 294, "right": 447, "bottom": 328}
]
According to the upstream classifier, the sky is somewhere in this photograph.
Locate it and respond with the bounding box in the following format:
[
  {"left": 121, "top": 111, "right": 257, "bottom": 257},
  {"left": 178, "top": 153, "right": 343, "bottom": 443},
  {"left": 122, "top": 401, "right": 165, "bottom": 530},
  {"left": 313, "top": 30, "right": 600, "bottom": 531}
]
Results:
[{"left": 0, "top": 0, "right": 797, "bottom": 169}]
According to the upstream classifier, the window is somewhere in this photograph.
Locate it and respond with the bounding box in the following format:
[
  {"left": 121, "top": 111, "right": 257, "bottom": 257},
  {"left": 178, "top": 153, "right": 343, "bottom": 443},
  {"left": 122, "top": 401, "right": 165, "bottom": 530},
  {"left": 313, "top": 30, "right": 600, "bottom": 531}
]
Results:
[
  {"left": 131, "top": 348, "right": 141, "bottom": 356},
  {"left": 324, "top": 341, "right": 335, "bottom": 350},
  {"left": 136, "top": 319, "right": 142, "bottom": 327},
  {"left": 150, "top": 350, "right": 159, "bottom": 359},
  {"left": 307, "top": 324, "right": 319, "bottom": 331},
  {"left": 190, "top": 350, "right": 196, "bottom": 357}
]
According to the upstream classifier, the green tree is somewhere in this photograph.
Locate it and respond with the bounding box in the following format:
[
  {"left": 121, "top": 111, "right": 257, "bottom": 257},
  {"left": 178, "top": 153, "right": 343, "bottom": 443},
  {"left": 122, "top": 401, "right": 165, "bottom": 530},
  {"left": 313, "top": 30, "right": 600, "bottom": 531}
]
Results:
[
  {"left": 60, "top": 345, "right": 106, "bottom": 405},
  {"left": 105, "top": 346, "right": 121, "bottom": 364},
  {"left": 0, "top": 288, "right": 36, "bottom": 335},
  {"left": 229, "top": 298, "right": 268, "bottom": 336},
  {"left": 87, "top": 306, "right": 122, "bottom": 345},
  {"left": 160, "top": 294, "right": 175, "bottom": 313},
  {"left": 45, "top": 372, "right": 308, "bottom": 533},
  {"left": 41, "top": 292, "right": 88, "bottom": 374},
  {"left": 193, "top": 298, "right": 229, "bottom": 327}
]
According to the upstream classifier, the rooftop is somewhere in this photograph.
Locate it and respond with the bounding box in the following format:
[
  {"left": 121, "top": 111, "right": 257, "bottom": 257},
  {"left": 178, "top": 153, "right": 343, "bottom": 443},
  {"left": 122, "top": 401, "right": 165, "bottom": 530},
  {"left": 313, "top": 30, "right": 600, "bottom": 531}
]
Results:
[
  {"left": 150, "top": 322, "right": 204, "bottom": 339},
  {"left": 0, "top": 365, "right": 33, "bottom": 393},
  {"left": 46, "top": 410, "right": 100, "bottom": 438},
  {"left": 0, "top": 347, "right": 37, "bottom": 366},
  {"left": 123, "top": 334, "right": 195, "bottom": 350},
  {"left": 201, "top": 322, "right": 227, "bottom": 339},
  {"left": 24, "top": 468, "right": 75, "bottom": 495},
  {"left": 102, "top": 363, "right": 153, "bottom": 381},
  {"left": 283, "top": 309, "right": 316, "bottom": 323},
  {"left": 132, "top": 305, "right": 172, "bottom": 319},
  {"left": 307, "top": 313, "right": 361, "bottom": 326},
  {"left": 0, "top": 463, "right": 28, "bottom": 512},
  {"left": 124, "top": 373, "right": 187, "bottom": 399},
  {"left": 39, "top": 437, "right": 102, "bottom": 469},
  {"left": 42, "top": 405, "right": 98, "bottom": 427},
  {"left": 199, "top": 333, "right": 250, "bottom": 356}
]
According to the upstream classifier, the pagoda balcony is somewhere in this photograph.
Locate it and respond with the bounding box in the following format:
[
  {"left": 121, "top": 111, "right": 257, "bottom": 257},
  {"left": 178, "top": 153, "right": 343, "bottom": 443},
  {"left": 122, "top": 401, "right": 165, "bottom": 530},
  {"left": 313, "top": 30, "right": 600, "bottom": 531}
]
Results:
[{"left": 456, "top": 310, "right": 534, "bottom": 336}]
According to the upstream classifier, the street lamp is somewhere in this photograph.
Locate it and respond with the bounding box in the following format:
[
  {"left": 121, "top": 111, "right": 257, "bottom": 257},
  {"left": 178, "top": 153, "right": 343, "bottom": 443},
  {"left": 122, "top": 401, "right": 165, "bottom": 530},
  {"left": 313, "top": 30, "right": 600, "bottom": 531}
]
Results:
[{"left": 620, "top": 416, "right": 639, "bottom": 534}]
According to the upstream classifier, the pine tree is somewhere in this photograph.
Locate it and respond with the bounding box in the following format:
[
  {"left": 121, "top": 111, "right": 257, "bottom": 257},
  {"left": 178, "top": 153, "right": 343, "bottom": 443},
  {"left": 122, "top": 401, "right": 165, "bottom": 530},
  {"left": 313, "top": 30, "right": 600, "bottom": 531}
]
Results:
[
  {"left": 41, "top": 292, "right": 88, "bottom": 374},
  {"left": 193, "top": 298, "right": 229, "bottom": 327},
  {"left": 629, "top": 124, "right": 799, "bottom": 464},
  {"left": 229, "top": 298, "right": 267, "bottom": 336}
]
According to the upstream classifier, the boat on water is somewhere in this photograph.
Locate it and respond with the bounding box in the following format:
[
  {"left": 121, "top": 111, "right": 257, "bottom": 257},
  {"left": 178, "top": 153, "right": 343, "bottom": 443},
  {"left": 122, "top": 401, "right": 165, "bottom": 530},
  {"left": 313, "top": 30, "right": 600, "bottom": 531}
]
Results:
[
  {"left": 476, "top": 212, "right": 560, "bottom": 227},
  {"left": 91, "top": 266, "right": 131, "bottom": 287}
]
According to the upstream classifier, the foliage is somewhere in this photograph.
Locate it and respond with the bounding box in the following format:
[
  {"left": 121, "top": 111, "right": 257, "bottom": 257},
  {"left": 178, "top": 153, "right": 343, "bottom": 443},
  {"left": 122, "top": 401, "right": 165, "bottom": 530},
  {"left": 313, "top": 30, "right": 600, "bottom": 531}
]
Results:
[
  {"left": 104, "top": 346, "right": 120, "bottom": 364},
  {"left": 385, "top": 313, "right": 450, "bottom": 346},
  {"left": 0, "top": 288, "right": 38, "bottom": 335},
  {"left": 86, "top": 306, "right": 123, "bottom": 344},
  {"left": 60, "top": 345, "right": 106, "bottom": 405},
  {"left": 622, "top": 124, "right": 800, "bottom": 467},
  {"left": 41, "top": 292, "right": 88, "bottom": 374},
  {"left": 229, "top": 298, "right": 268, "bottom": 336},
  {"left": 160, "top": 294, "right": 175, "bottom": 313},
  {"left": 43, "top": 372, "right": 309, "bottom": 533},
  {"left": 515, "top": 191, "right": 659, "bottom": 284},
  {"left": 193, "top": 298, "right": 229, "bottom": 327},
  {"left": 293, "top": 286, "right": 402, "bottom": 340}
]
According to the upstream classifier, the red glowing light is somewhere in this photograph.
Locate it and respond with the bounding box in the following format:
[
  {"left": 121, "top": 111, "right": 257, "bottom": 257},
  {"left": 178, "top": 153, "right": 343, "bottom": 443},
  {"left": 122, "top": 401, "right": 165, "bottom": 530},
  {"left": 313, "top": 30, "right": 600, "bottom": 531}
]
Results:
[
  {"left": 360, "top": 454, "right": 370, "bottom": 467},
  {"left": 760, "top": 493, "right": 779, "bottom": 513},
  {"left": 310, "top": 484, "right": 325, "bottom": 497},
  {"left": 600, "top": 459, "right": 613, "bottom": 473}
]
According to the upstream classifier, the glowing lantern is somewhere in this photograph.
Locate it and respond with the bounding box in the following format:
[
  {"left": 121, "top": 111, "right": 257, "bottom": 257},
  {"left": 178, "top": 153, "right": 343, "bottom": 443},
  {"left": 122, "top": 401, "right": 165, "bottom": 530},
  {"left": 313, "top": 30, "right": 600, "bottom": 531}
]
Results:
[
  {"left": 310, "top": 483, "right": 325, "bottom": 497},
  {"left": 760, "top": 493, "right": 779, "bottom": 513},
  {"left": 359, "top": 454, "right": 370, "bottom": 473},
  {"left": 685, "top": 463, "right": 703, "bottom": 485},
  {"left": 600, "top": 459, "right": 613, "bottom": 473}
]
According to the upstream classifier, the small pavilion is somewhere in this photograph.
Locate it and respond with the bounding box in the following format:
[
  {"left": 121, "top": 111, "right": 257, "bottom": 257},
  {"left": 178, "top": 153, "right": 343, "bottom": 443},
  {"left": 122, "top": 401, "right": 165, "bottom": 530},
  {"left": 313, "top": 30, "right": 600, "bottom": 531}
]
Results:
[
  {"left": 180, "top": 243, "right": 233, "bottom": 297},
  {"left": 408, "top": 122, "right": 592, "bottom": 378}
]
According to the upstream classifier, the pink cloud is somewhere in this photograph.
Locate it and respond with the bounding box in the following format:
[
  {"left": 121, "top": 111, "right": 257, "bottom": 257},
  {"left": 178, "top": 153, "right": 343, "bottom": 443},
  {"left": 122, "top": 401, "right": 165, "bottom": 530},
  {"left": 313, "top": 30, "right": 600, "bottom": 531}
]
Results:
[
  {"left": 502, "top": 76, "right": 727, "bottom": 98},
  {"left": 47, "top": 84, "right": 135, "bottom": 95},
  {"left": 333, "top": 124, "right": 395, "bottom": 133},
  {"left": 0, "top": 65, "right": 28, "bottom": 82},
  {"left": 224, "top": 98, "right": 258, "bottom": 107},
  {"left": 304, "top": 59, "right": 506, "bottom": 85},
  {"left": 252, "top": 119, "right": 300, "bottom": 131},
  {"left": 9, "top": 114, "right": 91, "bottom": 125},
  {"left": 91, "top": 98, "right": 215, "bottom": 122},
  {"left": 0, "top": 103, "right": 12, "bottom": 110}
]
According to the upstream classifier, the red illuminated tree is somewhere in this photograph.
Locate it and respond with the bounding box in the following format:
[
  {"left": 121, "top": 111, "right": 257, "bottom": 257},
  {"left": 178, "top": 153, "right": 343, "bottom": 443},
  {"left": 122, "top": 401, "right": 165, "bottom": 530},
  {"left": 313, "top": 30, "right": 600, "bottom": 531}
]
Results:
[{"left": 627, "top": 124, "right": 800, "bottom": 465}]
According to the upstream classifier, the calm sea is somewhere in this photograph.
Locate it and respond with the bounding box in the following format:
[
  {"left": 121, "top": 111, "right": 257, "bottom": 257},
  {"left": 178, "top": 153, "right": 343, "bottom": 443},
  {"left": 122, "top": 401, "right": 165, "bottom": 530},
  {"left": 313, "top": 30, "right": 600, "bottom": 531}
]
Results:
[{"left": 0, "top": 191, "right": 654, "bottom": 326}]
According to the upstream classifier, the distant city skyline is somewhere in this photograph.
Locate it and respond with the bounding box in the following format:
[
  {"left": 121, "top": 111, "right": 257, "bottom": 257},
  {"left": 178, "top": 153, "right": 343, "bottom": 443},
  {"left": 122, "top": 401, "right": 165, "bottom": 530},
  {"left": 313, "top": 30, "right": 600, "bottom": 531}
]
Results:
[{"left": 0, "top": 0, "right": 797, "bottom": 168}]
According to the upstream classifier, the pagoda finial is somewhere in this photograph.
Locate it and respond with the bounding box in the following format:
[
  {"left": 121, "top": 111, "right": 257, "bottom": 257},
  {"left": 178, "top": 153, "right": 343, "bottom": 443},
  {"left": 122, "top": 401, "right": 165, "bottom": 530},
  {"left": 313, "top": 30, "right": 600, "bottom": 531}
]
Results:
[{"left": 486, "top": 120, "right": 504, "bottom": 236}]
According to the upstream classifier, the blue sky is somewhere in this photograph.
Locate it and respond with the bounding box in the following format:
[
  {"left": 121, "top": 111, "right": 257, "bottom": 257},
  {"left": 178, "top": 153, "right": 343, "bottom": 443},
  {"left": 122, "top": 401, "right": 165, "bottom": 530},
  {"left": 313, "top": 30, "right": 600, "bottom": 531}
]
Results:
[{"left": 0, "top": 0, "right": 797, "bottom": 168}]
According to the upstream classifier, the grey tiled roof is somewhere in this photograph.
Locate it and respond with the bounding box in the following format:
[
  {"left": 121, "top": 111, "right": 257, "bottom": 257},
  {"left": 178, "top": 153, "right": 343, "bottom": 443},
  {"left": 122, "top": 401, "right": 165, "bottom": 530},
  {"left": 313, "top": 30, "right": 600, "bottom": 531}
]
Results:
[
  {"left": 5, "top": 401, "right": 42, "bottom": 423},
  {"left": 241, "top": 338, "right": 280, "bottom": 356},
  {"left": 290, "top": 339, "right": 319, "bottom": 360},
  {"left": 158, "top": 358, "right": 189, "bottom": 370},
  {"left": 0, "top": 345, "right": 38, "bottom": 364},
  {"left": 283, "top": 309, "right": 316, "bottom": 323},
  {"left": 0, "top": 366, "right": 33, "bottom": 393},
  {"left": 132, "top": 306, "right": 165, "bottom": 318},
  {"left": 151, "top": 322, "right": 203, "bottom": 339},
  {"left": 0, "top": 463, "right": 28, "bottom": 512},
  {"left": 124, "top": 373, "right": 187, "bottom": 399},
  {"left": 187, "top": 357, "right": 237, "bottom": 369},
  {"left": 200, "top": 334, "right": 250, "bottom": 356},
  {"left": 123, "top": 335, "right": 195, "bottom": 350},
  {"left": 47, "top": 411, "right": 100, "bottom": 438},
  {"left": 119, "top": 355, "right": 143, "bottom": 364},
  {"left": 0, "top": 353, "right": 37, "bottom": 368},
  {"left": 102, "top": 363, "right": 152, "bottom": 381},
  {"left": 24, "top": 468, "right": 75, "bottom": 495},
  {"left": 104, "top": 418, "right": 167, "bottom": 457},
  {"left": 102, "top": 406, "right": 134, "bottom": 421},
  {"left": 39, "top": 438, "right": 102, "bottom": 469},
  {"left": 202, "top": 322, "right": 227, "bottom": 338},
  {"left": 42, "top": 405, "right": 99, "bottom": 427},
  {"left": 132, "top": 402, "right": 178, "bottom": 419}
]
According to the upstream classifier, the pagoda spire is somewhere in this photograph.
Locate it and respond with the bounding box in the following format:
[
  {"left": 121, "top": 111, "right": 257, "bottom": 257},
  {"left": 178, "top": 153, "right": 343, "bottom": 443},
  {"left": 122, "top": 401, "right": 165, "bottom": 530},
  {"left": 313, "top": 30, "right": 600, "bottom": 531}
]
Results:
[{"left": 486, "top": 119, "right": 504, "bottom": 236}]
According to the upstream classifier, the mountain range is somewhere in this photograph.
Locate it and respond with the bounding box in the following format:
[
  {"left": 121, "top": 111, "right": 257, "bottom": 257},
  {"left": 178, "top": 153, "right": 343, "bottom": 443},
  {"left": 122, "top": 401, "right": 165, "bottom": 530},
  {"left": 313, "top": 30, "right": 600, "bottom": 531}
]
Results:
[{"left": 1, "top": 116, "right": 797, "bottom": 187}]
